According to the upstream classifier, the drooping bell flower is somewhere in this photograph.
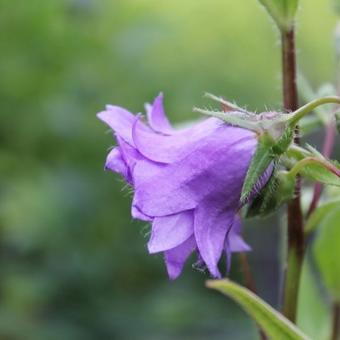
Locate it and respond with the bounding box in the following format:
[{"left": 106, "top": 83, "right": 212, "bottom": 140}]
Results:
[{"left": 97, "top": 93, "right": 266, "bottom": 279}]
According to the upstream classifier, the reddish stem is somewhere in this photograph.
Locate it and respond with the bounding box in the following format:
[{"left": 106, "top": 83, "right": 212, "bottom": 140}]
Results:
[
  {"left": 238, "top": 252, "right": 257, "bottom": 293},
  {"left": 281, "top": 28, "right": 304, "bottom": 324},
  {"left": 331, "top": 302, "right": 340, "bottom": 340},
  {"left": 238, "top": 253, "right": 267, "bottom": 340}
]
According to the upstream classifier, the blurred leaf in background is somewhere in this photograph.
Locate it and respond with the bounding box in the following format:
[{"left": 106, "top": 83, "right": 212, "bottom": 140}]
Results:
[{"left": 0, "top": 0, "right": 339, "bottom": 339}]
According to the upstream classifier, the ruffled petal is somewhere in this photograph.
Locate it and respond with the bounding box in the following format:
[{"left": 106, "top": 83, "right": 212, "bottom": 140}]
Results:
[
  {"left": 104, "top": 147, "right": 129, "bottom": 180},
  {"left": 117, "top": 137, "right": 144, "bottom": 184},
  {"left": 194, "top": 204, "right": 235, "bottom": 278},
  {"left": 131, "top": 204, "right": 153, "bottom": 221},
  {"left": 164, "top": 235, "right": 196, "bottom": 280},
  {"left": 129, "top": 157, "right": 165, "bottom": 188},
  {"left": 132, "top": 116, "right": 227, "bottom": 164},
  {"left": 146, "top": 93, "right": 173, "bottom": 135},
  {"left": 97, "top": 106, "right": 137, "bottom": 145},
  {"left": 133, "top": 127, "right": 256, "bottom": 217},
  {"left": 148, "top": 210, "right": 194, "bottom": 253}
]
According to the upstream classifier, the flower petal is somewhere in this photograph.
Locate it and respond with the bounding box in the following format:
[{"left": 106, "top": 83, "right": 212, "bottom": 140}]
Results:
[
  {"left": 133, "top": 128, "right": 256, "bottom": 217},
  {"left": 164, "top": 235, "right": 196, "bottom": 280},
  {"left": 131, "top": 204, "right": 153, "bottom": 221},
  {"left": 97, "top": 106, "right": 148, "bottom": 145},
  {"left": 104, "top": 147, "right": 129, "bottom": 180},
  {"left": 194, "top": 204, "right": 235, "bottom": 278},
  {"left": 132, "top": 116, "right": 226, "bottom": 163},
  {"left": 148, "top": 210, "right": 194, "bottom": 253},
  {"left": 227, "top": 216, "right": 251, "bottom": 253},
  {"left": 117, "top": 137, "right": 144, "bottom": 184},
  {"left": 146, "top": 93, "right": 173, "bottom": 135}
]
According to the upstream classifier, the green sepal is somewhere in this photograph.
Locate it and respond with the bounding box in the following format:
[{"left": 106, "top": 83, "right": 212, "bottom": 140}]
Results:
[
  {"left": 272, "top": 126, "right": 294, "bottom": 155},
  {"left": 195, "top": 95, "right": 293, "bottom": 139},
  {"left": 241, "top": 126, "right": 295, "bottom": 203},
  {"left": 313, "top": 208, "right": 340, "bottom": 302},
  {"left": 193, "top": 107, "right": 258, "bottom": 131},
  {"left": 247, "top": 169, "right": 295, "bottom": 218},
  {"left": 257, "top": 0, "right": 299, "bottom": 31},
  {"left": 206, "top": 279, "right": 310, "bottom": 340},
  {"left": 241, "top": 133, "right": 276, "bottom": 202}
]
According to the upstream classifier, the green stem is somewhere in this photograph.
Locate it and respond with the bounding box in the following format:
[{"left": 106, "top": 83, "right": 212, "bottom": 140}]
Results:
[
  {"left": 286, "top": 144, "right": 312, "bottom": 160},
  {"left": 289, "top": 96, "right": 340, "bottom": 127},
  {"left": 287, "top": 157, "right": 340, "bottom": 178},
  {"left": 281, "top": 27, "right": 304, "bottom": 324},
  {"left": 282, "top": 248, "right": 304, "bottom": 325}
]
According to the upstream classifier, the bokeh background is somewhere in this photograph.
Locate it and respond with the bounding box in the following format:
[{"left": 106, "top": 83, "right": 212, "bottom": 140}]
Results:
[{"left": 1, "top": 0, "right": 339, "bottom": 339}]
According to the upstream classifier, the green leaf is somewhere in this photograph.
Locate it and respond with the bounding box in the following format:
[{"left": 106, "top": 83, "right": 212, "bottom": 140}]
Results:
[
  {"left": 333, "top": 0, "right": 340, "bottom": 15},
  {"left": 297, "top": 261, "right": 330, "bottom": 339},
  {"left": 288, "top": 156, "right": 340, "bottom": 187},
  {"left": 299, "top": 160, "right": 340, "bottom": 187},
  {"left": 336, "top": 111, "right": 340, "bottom": 134},
  {"left": 206, "top": 279, "right": 310, "bottom": 340},
  {"left": 314, "top": 208, "right": 340, "bottom": 302},
  {"left": 305, "top": 198, "right": 340, "bottom": 234},
  {"left": 241, "top": 133, "right": 275, "bottom": 202},
  {"left": 257, "top": 0, "right": 299, "bottom": 31},
  {"left": 247, "top": 169, "right": 295, "bottom": 217}
]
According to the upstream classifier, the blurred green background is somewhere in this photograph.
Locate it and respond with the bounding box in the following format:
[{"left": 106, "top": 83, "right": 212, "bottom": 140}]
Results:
[{"left": 0, "top": 0, "right": 339, "bottom": 339}]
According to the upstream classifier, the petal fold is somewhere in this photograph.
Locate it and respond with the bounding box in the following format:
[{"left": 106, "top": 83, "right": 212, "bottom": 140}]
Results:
[
  {"left": 146, "top": 93, "right": 173, "bottom": 135},
  {"left": 132, "top": 117, "right": 225, "bottom": 164},
  {"left": 148, "top": 210, "right": 194, "bottom": 253},
  {"left": 227, "top": 216, "right": 251, "bottom": 253},
  {"left": 164, "top": 236, "right": 196, "bottom": 280},
  {"left": 104, "top": 147, "right": 129, "bottom": 180},
  {"left": 97, "top": 106, "right": 136, "bottom": 145},
  {"left": 194, "top": 205, "right": 234, "bottom": 278}
]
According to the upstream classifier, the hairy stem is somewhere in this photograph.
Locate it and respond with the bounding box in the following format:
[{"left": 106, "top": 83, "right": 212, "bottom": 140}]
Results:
[
  {"left": 288, "top": 157, "right": 340, "bottom": 178},
  {"left": 289, "top": 96, "right": 340, "bottom": 127},
  {"left": 281, "top": 28, "right": 304, "bottom": 324},
  {"left": 332, "top": 302, "right": 340, "bottom": 340}
]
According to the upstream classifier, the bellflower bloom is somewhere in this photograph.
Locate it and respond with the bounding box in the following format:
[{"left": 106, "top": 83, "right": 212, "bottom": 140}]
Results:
[{"left": 97, "top": 93, "right": 265, "bottom": 279}]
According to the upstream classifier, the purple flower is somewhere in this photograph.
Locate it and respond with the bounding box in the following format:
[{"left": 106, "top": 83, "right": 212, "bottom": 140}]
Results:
[{"left": 97, "top": 93, "right": 262, "bottom": 279}]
